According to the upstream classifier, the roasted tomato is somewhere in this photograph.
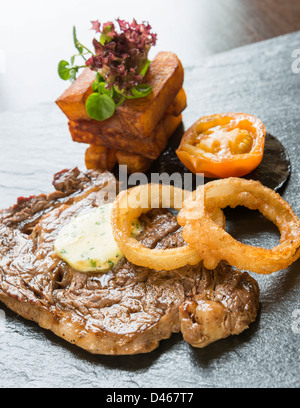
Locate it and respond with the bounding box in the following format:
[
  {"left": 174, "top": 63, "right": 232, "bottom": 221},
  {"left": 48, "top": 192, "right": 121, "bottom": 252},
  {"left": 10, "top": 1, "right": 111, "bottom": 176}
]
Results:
[{"left": 176, "top": 113, "right": 266, "bottom": 178}]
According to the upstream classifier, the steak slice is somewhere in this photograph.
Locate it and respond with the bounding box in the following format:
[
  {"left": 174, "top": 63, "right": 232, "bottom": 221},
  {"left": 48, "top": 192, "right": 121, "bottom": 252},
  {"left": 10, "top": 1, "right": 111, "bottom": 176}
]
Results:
[{"left": 0, "top": 168, "right": 260, "bottom": 355}]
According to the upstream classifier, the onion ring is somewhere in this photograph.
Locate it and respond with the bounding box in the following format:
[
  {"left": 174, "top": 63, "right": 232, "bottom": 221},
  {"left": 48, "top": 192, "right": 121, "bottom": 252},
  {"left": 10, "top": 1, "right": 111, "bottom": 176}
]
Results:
[
  {"left": 111, "top": 183, "right": 225, "bottom": 271},
  {"left": 177, "top": 178, "right": 300, "bottom": 274}
]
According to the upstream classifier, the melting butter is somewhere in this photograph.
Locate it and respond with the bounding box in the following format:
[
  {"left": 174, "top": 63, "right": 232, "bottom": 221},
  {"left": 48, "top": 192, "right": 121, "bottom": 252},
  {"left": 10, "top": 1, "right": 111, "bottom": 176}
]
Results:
[{"left": 54, "top": 203, "right": 141, "bottom": 272}]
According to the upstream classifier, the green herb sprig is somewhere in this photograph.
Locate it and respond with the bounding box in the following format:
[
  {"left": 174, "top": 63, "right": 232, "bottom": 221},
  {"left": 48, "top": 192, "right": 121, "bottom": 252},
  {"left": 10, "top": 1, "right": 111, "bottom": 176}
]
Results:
[
  {"left": 58, "top": 27, "right": 91, "bottom": 81},
  {"left": 58, "top": 20, "right": 156, "bottom": 122}
]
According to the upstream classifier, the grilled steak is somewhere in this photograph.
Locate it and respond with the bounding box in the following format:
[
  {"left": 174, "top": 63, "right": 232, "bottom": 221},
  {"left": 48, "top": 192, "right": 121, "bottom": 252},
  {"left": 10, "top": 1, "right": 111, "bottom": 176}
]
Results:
[{"left": 0, "top": 168, "right": 259, "bottom": 354}]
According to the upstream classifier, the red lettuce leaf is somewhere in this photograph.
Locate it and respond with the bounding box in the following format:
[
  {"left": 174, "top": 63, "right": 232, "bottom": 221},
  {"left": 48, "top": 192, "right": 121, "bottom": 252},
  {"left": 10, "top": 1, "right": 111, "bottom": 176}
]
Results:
[{"left": 86, "top": 19, "right": 157, "bottom": 94}]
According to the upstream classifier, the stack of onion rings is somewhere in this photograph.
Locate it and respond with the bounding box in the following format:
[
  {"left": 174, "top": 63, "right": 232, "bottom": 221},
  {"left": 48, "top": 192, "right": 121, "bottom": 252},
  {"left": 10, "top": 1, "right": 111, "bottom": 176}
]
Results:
[
  {"left": 111, "top": 183, "right": 225, "bottom": 271},
  {"left": 178, "top": 178, "right": 300, "bottom": 274},
  {"left": 111, "top": 179, "right": 300, "bottom": 274}
]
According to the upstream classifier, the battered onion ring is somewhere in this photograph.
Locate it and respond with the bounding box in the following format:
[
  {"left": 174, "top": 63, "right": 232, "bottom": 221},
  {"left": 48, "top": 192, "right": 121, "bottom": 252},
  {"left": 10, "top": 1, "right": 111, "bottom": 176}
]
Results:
[
  {"left": 111, "top": 183, "right": 225, "bottom": 271},
  {"left": 177, "top": 178, "right": 300, "bottom": 274}
]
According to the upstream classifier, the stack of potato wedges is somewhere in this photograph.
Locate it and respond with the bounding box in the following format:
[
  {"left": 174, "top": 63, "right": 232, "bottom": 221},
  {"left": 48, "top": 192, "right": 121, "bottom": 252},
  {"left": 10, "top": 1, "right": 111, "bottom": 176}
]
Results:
[{"left": 56, "top": 52, "right": 186, "bottom": 173}]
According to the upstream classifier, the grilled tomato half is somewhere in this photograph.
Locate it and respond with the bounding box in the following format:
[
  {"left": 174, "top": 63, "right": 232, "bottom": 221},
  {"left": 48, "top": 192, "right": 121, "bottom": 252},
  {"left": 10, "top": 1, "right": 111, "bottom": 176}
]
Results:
[{"left": 176, "top": 113, "right": 266, "bottom": 178}]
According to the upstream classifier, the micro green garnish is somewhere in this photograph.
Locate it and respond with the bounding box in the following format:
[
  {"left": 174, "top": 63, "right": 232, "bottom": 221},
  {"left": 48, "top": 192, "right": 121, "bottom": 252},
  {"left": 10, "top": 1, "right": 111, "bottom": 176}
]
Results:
[
  {"left": 58, "top": 19, "right": 157, "bottom": 121},
  {"left": 99, "top": 24, "right": 114, "bottom": 46},
  {"left": 73, "top": 26, "right": 94, "bottom": 57},
  {"left": 57, "top": 27, "right": 89, "bottom": 82},
  {"left": 85, "top": 85, "right": 116, "bottom": 121},
  {"left": 107, "top": 260, "right": 114, "bottom": 267}
]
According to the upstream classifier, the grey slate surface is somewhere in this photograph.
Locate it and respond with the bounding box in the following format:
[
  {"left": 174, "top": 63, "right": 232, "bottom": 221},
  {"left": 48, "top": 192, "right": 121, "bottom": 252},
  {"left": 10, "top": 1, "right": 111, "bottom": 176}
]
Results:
[{"left": 0, "top": 31, "right": 300, "bottom": 388}]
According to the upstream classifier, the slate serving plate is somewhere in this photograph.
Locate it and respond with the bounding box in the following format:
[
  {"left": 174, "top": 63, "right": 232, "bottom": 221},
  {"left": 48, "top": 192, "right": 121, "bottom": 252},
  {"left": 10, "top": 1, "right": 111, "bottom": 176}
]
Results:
[{"left": 0, "top": 31, "right": 300, "bottom": 388}]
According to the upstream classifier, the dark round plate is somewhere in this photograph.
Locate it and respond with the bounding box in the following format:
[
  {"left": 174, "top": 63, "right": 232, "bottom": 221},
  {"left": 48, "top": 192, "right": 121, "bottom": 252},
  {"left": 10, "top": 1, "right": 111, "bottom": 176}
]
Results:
[{"left": 147, "top": 125, "right": 291, "bottom": 192}]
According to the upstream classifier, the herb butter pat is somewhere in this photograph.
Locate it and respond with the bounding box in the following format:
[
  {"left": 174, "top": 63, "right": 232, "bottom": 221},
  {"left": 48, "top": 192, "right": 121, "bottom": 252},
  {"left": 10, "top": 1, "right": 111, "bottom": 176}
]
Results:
[{"left": 54, "top": 203, "right": 132, "bottom": 272}]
